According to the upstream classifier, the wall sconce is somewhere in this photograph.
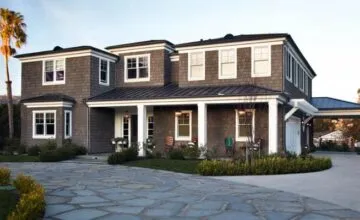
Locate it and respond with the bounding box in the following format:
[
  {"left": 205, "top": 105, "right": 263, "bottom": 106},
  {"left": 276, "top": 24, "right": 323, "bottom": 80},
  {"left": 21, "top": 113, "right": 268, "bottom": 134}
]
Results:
[
  {"left": 175, "top": 111, "right": 182, "bottom": 116},
  {"left": 124, "top": 111, "right": 129, "bottom": 119},
  {"left": 238, "top": 110, "right": 246, "bottom": 115}
]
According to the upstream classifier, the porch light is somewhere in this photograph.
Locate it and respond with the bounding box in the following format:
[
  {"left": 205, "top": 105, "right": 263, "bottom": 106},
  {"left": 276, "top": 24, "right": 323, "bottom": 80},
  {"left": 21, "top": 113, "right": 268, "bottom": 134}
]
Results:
[
  {"left": 175, "top": 111, "right": 182, "bottom": 116},
  {"left": 238, "top": 110, "right": 246, "bottom": 115},
  {"left": 124, "top": 111, "right": 129, "bottom": 119}
]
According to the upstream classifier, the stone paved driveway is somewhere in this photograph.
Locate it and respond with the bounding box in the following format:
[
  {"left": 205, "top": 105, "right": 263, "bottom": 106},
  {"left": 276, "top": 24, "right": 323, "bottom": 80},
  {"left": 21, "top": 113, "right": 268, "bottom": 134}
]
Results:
[{"left": 2, "top": 162, "right": 360, "bottom": 220}]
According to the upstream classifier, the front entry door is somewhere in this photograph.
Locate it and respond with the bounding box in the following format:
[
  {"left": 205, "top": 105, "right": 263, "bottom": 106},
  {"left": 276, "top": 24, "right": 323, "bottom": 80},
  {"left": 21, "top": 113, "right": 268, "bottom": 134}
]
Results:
[
  {"left": 286, "top": 116, "right": 301, "bottom": 155},
  {"left": 131, "top": 115, "right": 138, "bottom": 146}
]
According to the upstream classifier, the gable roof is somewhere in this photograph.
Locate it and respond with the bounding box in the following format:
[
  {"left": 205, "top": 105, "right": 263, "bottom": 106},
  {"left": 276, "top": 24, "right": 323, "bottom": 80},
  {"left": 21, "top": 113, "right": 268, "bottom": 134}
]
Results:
[
  {"left": 106, "top": 40, "right": 174, "bottom": 50},
  {"left": 21, "top": 93, "right": 76, "bottom": 103},
  {"left": 311, "top": 97, "right": 360, "bottom": 110},
  {"left": 14, "top": 46, "right": 118, "bottom": 59},
  {"left": 88, "top": 84, "right": 281, "bottom": 101}
]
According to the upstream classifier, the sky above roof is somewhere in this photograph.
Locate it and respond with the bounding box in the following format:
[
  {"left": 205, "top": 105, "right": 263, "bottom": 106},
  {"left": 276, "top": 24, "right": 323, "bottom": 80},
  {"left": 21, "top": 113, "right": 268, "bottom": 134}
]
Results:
[{"left": 1, "top": 0, "right": 359, "bottom": 102}]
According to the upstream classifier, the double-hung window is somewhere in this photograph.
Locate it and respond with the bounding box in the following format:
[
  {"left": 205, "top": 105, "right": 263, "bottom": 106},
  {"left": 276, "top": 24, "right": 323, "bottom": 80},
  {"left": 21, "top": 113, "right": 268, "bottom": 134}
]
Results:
[
  {"left": 175, "top": 111, "right": 192, "bottom": 141},
  {"left": 285, "top": 48, "right": 292, "bottom": 82},
  {"left": 64, "top": 110, "right": 72, "bottom": 139},
  {"left": 125, "top": 54, "right": 150, "bottom": 82},
  {"left": 33, "top": 110, "right": 56, "bottom": 139},
  {"left": 252, "top": 45, "right": 271, "bottom": 77},
  {"left": 294, "top": 63, "right": 299, "bottom": 87},
  {"left": 99, "top": 59, "right": 109, "bottom": 85},
  {"left": 291, "top": 57, "right": 296, "bottom": 85},
  {"left": 299, "top": 67, "right": 304, "bottom": 91},
  {"left": 219, "top": 49, "right": 236, "bottom": 79},
  {"left": 147, "top": 116, "right": 154, "bottom": 139},
  {"left": 188, "top": 52, "right": 205, "bottom": 80},
  {"left": 236, "top": 110, "right": 255, "bottom": 142},
  {"left": 305, "top": 76, "right": 309, "bottom": 95},
  {"left": 43, "top": 59, "right": 65, "bottom": 85}
]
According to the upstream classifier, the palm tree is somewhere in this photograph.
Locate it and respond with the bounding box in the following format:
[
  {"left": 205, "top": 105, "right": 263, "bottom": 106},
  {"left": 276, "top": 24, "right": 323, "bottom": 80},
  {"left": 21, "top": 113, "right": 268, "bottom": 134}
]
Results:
[{"left": 0, "top": 8, "right": 27, "bottom": 138}]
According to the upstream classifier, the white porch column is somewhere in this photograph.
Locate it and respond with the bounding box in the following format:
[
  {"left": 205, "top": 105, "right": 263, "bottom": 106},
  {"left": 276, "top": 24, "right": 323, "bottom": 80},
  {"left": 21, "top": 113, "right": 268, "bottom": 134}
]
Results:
[
  {"left": 197, "top": 102, "right": 207, "bottom": 149},
  {"left": 268, "top": 99, "right": 279, "bottom": 154},
  {"left": 137, "top": 104, "right": 147, "bottom": 157}
]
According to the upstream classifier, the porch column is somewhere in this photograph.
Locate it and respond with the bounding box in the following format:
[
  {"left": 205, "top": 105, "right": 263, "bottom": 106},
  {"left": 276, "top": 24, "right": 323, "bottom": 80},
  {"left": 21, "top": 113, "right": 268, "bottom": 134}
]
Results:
[
  {"left": 268, "top": 99, "right": 278, "bottom": 154},
  {"left": 137, "top": 104, "right": 147, "bottom": 157},
  {"left": 197, "top": 102, "right": 207, "bottom": 149}
]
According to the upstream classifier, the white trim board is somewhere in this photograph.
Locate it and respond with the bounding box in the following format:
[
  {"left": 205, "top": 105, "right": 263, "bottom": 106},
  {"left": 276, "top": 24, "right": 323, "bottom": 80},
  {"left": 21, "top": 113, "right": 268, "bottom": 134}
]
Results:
[
  {"left": 18, "top": 50, "right": 118, "bottom": 63},
  {"left": 109, "top": 43, "right": 174, "bottom": 54},
  {"left": 24, "top": 101, "right": 74, "bottom": 108},
  {"left": 87, "top": 95, "right": 286, "bottom": 108},
  {"left": 315, "top": 109, "right": 360, "bottom": 116}
]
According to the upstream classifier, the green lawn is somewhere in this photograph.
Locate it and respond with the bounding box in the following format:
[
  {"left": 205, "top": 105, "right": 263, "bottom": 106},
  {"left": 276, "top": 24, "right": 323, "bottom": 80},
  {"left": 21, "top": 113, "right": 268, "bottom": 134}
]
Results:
[
  {"left": 0, "top": 155, "right": 40, "bottom": 162},
  {"left": 0, "top": 190, "right": 18, "bottom": 219},
  {"left": 124, "top": 159, "right": 201, "bottom": 174}
]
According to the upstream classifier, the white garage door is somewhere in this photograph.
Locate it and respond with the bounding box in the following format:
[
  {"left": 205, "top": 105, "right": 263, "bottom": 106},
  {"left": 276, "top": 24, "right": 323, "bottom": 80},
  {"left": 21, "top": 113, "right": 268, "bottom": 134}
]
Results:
[{"left": 286, "top": 116, "right": 301, "bottom": 155}]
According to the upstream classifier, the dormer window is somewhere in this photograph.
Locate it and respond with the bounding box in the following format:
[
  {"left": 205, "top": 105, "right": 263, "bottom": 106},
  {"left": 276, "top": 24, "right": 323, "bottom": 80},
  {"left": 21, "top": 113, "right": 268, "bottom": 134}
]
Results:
[
  {"left": 124, "top": 54, "right": 150, "bottom": 82},
  {"left": 43, "top": 59, "right": 65, "bottom": 85},
  {"left": 252, "top": 45, "right": 271, "bottom": 77},
  {"left": 188, "top": 51, "right": 205, "bottom": 81},
  {"left": 99, "top": 59, "right": 109, "bottom": 86}
]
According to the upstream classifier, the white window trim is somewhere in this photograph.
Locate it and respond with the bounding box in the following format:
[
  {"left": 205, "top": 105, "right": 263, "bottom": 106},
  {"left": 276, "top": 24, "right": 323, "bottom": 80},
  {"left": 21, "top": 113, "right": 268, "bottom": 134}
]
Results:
[
  {"left": 305, "top": 76, "right": 309, "bottom": 95},
  {"left": 42, "top": 58, "right": 66, "bottom": 85},
  {"left": 300, "top": 68, "right": 305, "bottom": 92},
  {"left": 235, "top": 109, "right": 255, "bottom": 142},
  {"left": 175, "top": 110, "right": 192, "bottom": 141},
  {"left": 122, "top": 116, "right": 131, "bottom": 146},
  {"left": 99, "top": 58, "right": 110, "bottom": 86},
  {"left": 294, "top": 63, "right": 299, "bottom": 88},
  {"left": 218, "top": 48, "right": 237, "bottom": 79},
  {"left": 188, "top": 51, "right": 205, "bottom": 81},
  {"left": 251, "top": 45, "right": 271, "bottom": 77},
  {"left": 124, "top": 54, "right": 151, "bottom": 83},
  {"left": 147, "top": 114, "right": 154, "bottom": 139},
  {"left": 285, "top": 47, "right": 292, "bottom": 82},
  {"left": 64, "top": 110, "right": 72, "bottom": 139},
  {"left": 32, "top": 110, "right": 56, "bottom": 139}
]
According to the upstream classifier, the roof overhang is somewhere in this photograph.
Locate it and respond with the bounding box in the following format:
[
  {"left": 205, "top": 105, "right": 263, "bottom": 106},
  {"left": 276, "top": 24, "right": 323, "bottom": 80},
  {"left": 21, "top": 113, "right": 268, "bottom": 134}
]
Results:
[
  {"left": 289, "top": 99, "right": 318, "bottom": 115},
  {"left": 315, "top": 109, "right": 360, "bottom": 117},
  {"left": 108, "top": 43, "right": 174, "bottom": 54},
  {"left": 87, "top": 95, "right": 286, "bottom": 108},
  {"left": 23, "top": 101, "right": 74, "bottom": 108}
]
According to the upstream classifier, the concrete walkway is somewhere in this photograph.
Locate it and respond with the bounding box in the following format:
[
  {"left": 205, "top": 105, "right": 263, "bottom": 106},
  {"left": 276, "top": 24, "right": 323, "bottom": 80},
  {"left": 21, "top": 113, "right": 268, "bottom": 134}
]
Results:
[
  {"left": 214, "top": 152, "right": 360, "bottom": 213},
  {"left": 2, "top": 160, "right": 360, "bottom": 220}
]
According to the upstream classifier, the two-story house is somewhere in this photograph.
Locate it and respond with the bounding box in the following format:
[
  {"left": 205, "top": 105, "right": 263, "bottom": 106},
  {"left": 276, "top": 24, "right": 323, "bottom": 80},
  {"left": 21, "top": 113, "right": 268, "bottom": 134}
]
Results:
[{"left": 15, "top": 33, "right": 360, "bottom": 156}]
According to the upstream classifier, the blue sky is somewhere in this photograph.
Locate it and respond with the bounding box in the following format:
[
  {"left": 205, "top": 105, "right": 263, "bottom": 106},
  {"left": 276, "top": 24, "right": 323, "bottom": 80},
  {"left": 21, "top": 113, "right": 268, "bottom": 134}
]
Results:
[{"left": 1, "top": 0, "right": 359, "bottom": 102}]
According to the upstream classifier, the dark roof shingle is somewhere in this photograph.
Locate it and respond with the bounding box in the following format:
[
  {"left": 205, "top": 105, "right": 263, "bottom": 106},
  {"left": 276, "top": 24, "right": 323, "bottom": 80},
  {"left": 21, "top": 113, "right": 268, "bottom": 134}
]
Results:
[
  {"left": 106, "top": 40, "right": 174, "bottom": 50},
  {"left": 311, "top": 97, "right": 360, "bottom": 110},
  {"left": 88, "top": 84, "right": 280, "bottom": 102},
  {"left": 21, "top": 93, "right": 76, "bottom": 103}
]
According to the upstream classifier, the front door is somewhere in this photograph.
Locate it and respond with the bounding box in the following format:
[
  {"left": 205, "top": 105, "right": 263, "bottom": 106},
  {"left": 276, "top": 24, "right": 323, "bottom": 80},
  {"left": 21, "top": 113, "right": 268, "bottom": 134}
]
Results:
[
  {"left": 131, "top": 115, "right": 138, "bottom": 146},
  {"left": 286, "top": 116, "right": 301, "bottom": 155}
]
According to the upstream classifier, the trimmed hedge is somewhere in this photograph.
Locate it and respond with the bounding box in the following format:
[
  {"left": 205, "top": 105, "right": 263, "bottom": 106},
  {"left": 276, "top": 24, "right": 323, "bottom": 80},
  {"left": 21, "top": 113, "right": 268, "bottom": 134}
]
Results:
[
  {"left": 169, "top": 149, "right": 185, "bottom": 160},
  {"left": 0, "top": 167, "right": 10, "bottom": 185},
  {"left": 108, "top": 147, "right": 138, "bottom": 164},
  {"left": 197, "top": 156, "right": 332, "bottom": 176},
  {"left": 8, "top": 174, "right": 45, "bottom": 220},
  {"left": 27, "top": 145, "right": 41, "bottom": 156},
  {"left": 39, "top": 147, "right": 76, "bottom": 162}
]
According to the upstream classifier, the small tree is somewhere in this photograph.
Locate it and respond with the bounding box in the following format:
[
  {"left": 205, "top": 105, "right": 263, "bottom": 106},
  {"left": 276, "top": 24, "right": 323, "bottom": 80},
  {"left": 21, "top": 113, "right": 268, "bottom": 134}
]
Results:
[{"left": 0, "top": 8, "right": 27, "bottom": 138}]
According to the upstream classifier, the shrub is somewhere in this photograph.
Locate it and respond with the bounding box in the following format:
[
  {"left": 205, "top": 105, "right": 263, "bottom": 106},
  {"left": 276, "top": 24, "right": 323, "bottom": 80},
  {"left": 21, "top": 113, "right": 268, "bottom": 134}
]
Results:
[
  {"left": 39, "top": 147, "right": 75, "bottom": 162},
  {"left": 3, "top": 138, "right": 24, "bottom": 154},
  {"left": 0, "top": 167, "right": 11, "bottom": 185},
  {"left": 318, "top": 140, "right": 350, "bottom": 152},
  {"left": 169, "top": 149, "right": 185, "bottom": 160},
  {"left": 39, "top": 140, "right": 57, "bottom": 152},
  {"left": 196, "top": 156, "right": 332, "bottom": 176},
  {"left": 27, "top": 145, "right": 41, "bottom": 156},
  {"left": 182, "top": 145, "right": 200, "bottom": 159},
  {"left": 8, "top": 174, "right": 45, "bottom": 220},
  {"left": 63, "top": 139, "right": 87, "bottom": 155},
  {"left": 107, "top": 147, "right": 138, "bottom": 164}
]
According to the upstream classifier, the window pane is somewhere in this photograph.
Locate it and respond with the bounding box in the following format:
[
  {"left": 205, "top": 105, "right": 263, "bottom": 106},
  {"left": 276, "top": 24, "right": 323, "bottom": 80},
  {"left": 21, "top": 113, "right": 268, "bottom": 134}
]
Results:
[
  {"left": 45, "top": 61, "right": 53, "bottom": 72},
  {"left": 128, "top": 69, "right": 137, "bottom": 79},
  {"left": 191, "top": 52, "right": 203, "bottom": 65},
  {"left": 127, "top": 58, "right": 136, "bottom": 68},
  {"left": 100, "top": 70, "right": 107, "bottom": 82},
  {"left": 221, "top": 63, "right": 235, "bottom": 76},
  {"left": 56, "top": 71, "right": 64, "bottom": 81},
  {"left": 36, "top": 124, "right": 44, "bottom": 135},
  {"left": 139, "top": 68, "right": 148, "bottom": 78},
  {"left": 35, "top": 113, "right": 44, "bottom": 123},
  {"left": 254, "top": 60, "right": 268, "bottom": 75},
  {"left": 101, "top": 60, "right": 107, "bottom": 71},
  {"left": 46, "top": 113, "right": 54, "bottom": 123},
  {"left": 254, "top": 46, "right": 268, "bottom": 60},
  {"left": 55, "top": 60, "right": 64, "bottom": 81},
  {"left": 46, "top": 124, "right": 55, "bottom": 135},
  {"left": 46, "top": 71, "right": 54, "bottom": 82},
  {"left": 191, "top": 66, "right": 203, "bottom": 78},
  {"left": 178, "top": 125, "right": 190, "bottom": 136},
  {"left": 239, "top": 124, "right": 252, "bottom": 137},
  {"left": 139, "top": 57, "right": 148, "bottom": 67}
]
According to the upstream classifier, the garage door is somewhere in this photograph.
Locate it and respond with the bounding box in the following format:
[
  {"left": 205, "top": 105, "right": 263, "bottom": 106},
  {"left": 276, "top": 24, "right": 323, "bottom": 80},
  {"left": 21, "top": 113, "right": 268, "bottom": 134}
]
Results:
[{"left": 286, "top": 116, "right": 301, "bottom": 155}]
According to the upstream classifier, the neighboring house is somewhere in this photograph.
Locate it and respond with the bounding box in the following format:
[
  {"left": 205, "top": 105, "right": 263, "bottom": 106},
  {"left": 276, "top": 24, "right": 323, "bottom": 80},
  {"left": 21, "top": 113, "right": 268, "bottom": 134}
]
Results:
[
  {"left": 313, "top": 130, "right": 344, "bottom": 146},
  {"left": 0, "top": 95, "right": 21, "bottom": 104},
  {"left": 14, "top": 33, "right": 360, "bottom": 155}
]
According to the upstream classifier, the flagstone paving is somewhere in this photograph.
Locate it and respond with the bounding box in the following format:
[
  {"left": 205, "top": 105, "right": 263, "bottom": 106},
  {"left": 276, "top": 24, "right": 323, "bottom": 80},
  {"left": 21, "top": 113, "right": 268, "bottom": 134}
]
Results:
[{"left": 2, "top": 162, "right": 360, "bottom": 220}]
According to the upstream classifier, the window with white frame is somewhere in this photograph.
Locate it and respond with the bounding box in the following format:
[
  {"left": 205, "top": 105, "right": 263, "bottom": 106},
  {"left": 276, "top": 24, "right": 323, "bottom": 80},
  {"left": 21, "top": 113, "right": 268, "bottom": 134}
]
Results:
[
  {"left": 175, "top": 111, "right": 192, "bottom": 140},
  {"left": 43, "top": 59, "right": 65, "bottom": 85},
  {"left": 147, "top": 116, "right": 154, "bottom": 139},
  {"left": 285, "top": 48, "right": 292, "bottom": 82},
  {"left": 236, "top": 110, "right": 255, "bottom": 142},
  {"left": 64, "top": 110, "right": 72, "bottom": 138},
  {"left": 294, "top": 63, "right": 299, "bottom": 87},
  {"left": 299, "top": 67, "right": 304, "bottom": 91},
  {"left": 123, "top": 116, "right": 130, "bottom": 146},
  {"left": 99, "top": 59, "right": 109, "bottom": 85},
  {"left": 305, "top": 75, "right": 309, "bottom": 95},
  {"left": 189, "top": 52, "right": 205, "bottom": 80},
  {"left": 33, "top": 110, "right": 56, "bottom": 138},
  {"left": 291, "top": 56, "right": 296, "bottom": 84},
  {"left": 125, "top": 54, "right": 150, "bottom": 82},
  {"left": 219, "top": 49, "right": 236, "bottom": 79},
  {"left": 252, "top": 46, "right": 270, "bottom": 77}
]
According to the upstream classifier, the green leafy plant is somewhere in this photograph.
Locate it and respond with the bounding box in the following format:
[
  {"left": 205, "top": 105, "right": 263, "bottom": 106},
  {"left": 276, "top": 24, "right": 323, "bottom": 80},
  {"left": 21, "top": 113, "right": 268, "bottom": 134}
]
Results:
[
  {"left": 27, "top": 145, "right": 41, "bottom": 156},
  {"left": 182, "top": 144, "right": 200, "bottom": 159},
  {"left": 0, "top": 167, "right": 11, "bottom": 185},
  {"left": 63, "top": 139, "right": 87, "bottom": 155},
  {"left": 168, "top": 149, "right": 185, "bottom": 160},
  {"left": 39, "top": 147, "right": 75, "bottom": 162},
  {"left": 39, "top": 140, "right": 57, "bottom": 152},
  {"left": 107, "top": 147, "right": 138, "bottom": 165}
]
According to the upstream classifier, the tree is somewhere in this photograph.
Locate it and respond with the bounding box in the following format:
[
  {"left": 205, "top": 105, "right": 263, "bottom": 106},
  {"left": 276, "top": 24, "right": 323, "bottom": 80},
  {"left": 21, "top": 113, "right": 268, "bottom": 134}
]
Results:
[{"left": 0, "top": 8, "right": 27, "bottom": 138}]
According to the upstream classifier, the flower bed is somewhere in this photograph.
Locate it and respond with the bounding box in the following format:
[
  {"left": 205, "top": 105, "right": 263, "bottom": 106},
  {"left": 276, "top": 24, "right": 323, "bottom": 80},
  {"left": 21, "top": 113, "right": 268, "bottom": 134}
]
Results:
[
  {"left": 196, "top": 155, "right": 332, "bottom": 176},
  {"left": 0, "top": 167, "right": 45, "bottom": 220}
]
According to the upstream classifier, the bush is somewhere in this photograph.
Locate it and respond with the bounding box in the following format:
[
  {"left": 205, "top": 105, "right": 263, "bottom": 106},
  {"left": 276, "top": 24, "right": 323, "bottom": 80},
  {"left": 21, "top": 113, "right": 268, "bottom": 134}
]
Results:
[
  {"left": 318, "top": 140, "right": 350, "bottom": 152},
  {"left": 39, "top": 140, "right": 57, "bottom": 152},
  {"left": 108, "top": 147, "right": 138, "bottom": 164},
  {"left": 0, "top": 167, "right": 11, "bottom": 185},
  {"left": 169, "top": 149, "right": 185, "bottom": 160},
  {"left": 3, "top": 138, "right": 26, "bottom": 154},
  {"left": 63, "top": 139, "right": 87, "bottom": 155},
  {"left": 182, "top": 145, "right": 200, "bottom": 159},
  {"left": 9, "top": 174, "right": 45, "bottom": 220},
  {"left": 27, "top": 145, "right": 41, "bottom": 156},
  {"left": 196, "top": 156, "right": 332, "bottom": 176},
  {"left": 39, "top": 147, "right": 75, "bottom": 162}
]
